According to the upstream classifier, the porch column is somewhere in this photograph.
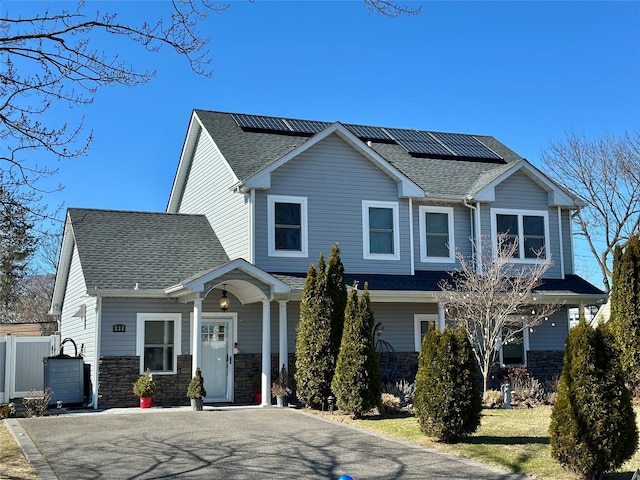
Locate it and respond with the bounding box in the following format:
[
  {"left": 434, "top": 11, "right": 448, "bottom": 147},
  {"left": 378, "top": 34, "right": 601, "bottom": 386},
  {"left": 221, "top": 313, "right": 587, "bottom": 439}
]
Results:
[
  {"left": 278, "top": 300, "right": 288, "bottom": 375},
  {"left": 261, "top": 298, "right": 271, "bottom": 407},
  {"left": 438, "top": 303, "right": 446, "bottom": 331},
  {"left": 192, "top": 298, "right": 203, "bottom": 377}
]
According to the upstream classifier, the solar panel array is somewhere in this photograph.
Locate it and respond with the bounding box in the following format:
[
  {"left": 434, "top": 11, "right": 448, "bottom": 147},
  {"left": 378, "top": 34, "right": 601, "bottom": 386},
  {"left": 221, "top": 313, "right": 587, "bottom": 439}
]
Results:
[
  {"left": 431, "top": 132, "right": 502, "bottom": 160},
  {"left": 231, "top": 113, "right": 502, "bottom": 161},
  {"left": 386, "top": 128, "right": 453, "bottom": 157}
]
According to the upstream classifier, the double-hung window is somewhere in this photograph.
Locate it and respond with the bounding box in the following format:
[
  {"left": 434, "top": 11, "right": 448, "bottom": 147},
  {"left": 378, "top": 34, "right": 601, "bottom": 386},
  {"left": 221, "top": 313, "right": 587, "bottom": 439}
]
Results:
[
  {"left": 419, "top": 206, "right": 455, "bottom": 263},
  {"left": 492, "top": 209, "right": 549, "bottom": 261},
  {"left": 414, "top": 314, "right": 438, "bottom": 351},
  {"left": 268, "top": 195, "right": 308, "bottom": 257},
  {"left": 362, "top": 200, "right": 400, "bottom": 260},
  {"left": 136, "top": 313, "right": 182, "bottom": 374}
]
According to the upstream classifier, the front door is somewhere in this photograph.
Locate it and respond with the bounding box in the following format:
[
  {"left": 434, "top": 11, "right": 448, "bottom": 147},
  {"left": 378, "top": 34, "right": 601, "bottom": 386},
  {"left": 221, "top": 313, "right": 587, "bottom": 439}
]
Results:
[{"left": 201, "top": 316, "right": 234, "bottom": 402}]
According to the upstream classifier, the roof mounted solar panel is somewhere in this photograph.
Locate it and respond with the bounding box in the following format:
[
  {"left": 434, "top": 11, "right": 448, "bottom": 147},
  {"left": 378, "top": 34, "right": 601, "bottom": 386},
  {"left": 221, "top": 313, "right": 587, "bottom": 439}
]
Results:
[
  {"left": 231, "top": 113, "right": 291, "bottom": 132},
  {"left": 345, "top": 124, "right": 394, "bottom": 142},
  {"left": 387, "top": 128, "right": 453, "bottom": 157},
  {"left": 431, "top": 132, "right": 502, "bottom": 160},
  {"left": 285, "top": 118, "right": 331, "bottom": 135}
]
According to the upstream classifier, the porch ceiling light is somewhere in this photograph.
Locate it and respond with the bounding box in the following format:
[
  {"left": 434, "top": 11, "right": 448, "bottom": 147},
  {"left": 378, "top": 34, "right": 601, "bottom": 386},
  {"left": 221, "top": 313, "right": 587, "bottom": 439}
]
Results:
[{"left": 219, "top": 284, "right": 230, "bottom": 312}]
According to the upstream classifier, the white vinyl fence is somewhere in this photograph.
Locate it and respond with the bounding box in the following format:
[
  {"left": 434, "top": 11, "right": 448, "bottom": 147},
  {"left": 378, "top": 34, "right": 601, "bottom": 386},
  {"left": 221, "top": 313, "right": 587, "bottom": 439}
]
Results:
[{"left": 0, "top": 333, "right": 60, "bottom": 403}]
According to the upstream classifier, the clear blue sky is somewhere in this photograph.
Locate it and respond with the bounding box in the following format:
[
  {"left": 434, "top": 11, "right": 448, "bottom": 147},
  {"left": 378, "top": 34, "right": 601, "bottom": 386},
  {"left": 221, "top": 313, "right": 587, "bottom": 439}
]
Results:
[{"left": 4, "top": 1, "right": 640, "bottom": 286}]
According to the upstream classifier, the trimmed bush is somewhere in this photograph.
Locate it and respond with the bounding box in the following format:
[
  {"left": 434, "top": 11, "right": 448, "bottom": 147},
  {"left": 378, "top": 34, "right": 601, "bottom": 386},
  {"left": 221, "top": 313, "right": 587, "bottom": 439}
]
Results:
[
  {"left": 414, "top": 325, "right": 481, "bottom": 443},
  {"left": 549, "top": 321, "right": 638, "bottom": 480},
  {"left": 332, "top": 282, "right": 382, "bottom": 418}
]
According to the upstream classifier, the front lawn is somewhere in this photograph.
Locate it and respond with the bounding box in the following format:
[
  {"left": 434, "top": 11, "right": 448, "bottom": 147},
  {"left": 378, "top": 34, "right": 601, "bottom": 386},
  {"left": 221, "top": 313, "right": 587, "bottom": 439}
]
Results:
[
  {"left": 0, "top": 421, "right": 37, "bottom": 480},
  {"left": 324, "top": 406, "right": 640, "bottom": 480}
]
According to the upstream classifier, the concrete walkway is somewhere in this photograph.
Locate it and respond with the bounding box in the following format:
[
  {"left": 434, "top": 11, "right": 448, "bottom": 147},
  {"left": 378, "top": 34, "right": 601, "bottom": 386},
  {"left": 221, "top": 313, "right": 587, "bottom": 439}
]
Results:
[{"left": 6, "top": 406, "right": 529, "bottom": 480}]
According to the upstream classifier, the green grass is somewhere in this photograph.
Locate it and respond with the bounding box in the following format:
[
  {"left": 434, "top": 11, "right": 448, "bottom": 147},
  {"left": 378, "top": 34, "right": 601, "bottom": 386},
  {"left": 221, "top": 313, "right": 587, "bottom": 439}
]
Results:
[{"left": 330, "top": 406, "right": 640, "bottom": 480}]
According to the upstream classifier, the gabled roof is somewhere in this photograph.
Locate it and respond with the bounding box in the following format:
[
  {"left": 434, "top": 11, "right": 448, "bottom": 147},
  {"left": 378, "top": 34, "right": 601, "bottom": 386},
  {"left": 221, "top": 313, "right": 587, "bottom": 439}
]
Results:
[
  {"left": 57, "top": 208, "right": 230, "bottom": 293},
  {"left": 168, "top": 110, "right": 584, "bottom": 207}
]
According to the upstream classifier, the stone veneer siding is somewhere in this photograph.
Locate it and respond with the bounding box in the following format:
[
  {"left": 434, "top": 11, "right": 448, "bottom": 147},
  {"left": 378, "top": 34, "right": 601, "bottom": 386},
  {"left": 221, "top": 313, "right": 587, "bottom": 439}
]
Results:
[
  {"left": 98, "top": 350, "right": 564, "bottom": 407},
  {"left": 98, "top": 355, "right": 192, "bottom": 408}
]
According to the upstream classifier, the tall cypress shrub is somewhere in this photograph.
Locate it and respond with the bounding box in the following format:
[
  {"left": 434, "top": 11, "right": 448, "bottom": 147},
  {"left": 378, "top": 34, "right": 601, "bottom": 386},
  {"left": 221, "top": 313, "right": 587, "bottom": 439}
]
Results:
[
  {"left": 295, "top": 262, "right": 328, "bottom": 409},
  {"left": 295, "top": 245, "right": 347, "bottom": 409},
  {"left": 414, "top": 325, "right": 481, "bottom": 443},
  {"left": 332, "top": 282, "right": 382, "bottom": 418},
  {"left": 609, "top": 234, "right": 640, "bottom": 389},
  {"left": 549, "top": 320, "right": 638, "bottom": 480}
]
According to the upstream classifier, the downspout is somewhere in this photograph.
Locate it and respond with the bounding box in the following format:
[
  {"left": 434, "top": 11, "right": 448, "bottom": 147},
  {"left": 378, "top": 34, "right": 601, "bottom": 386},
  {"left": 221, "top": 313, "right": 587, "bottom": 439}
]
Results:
[
  {"left": 557, "top": 207, "right": 565, "bottom": 279},
  {"left": 464, "top": 196, "right": 483, "bottom": 274},
  {"left": 92, "top": 294, "right": 102, "bottom": 409},
  {"left": 408, "top": 198, "right": 415, "bottom": 275}
]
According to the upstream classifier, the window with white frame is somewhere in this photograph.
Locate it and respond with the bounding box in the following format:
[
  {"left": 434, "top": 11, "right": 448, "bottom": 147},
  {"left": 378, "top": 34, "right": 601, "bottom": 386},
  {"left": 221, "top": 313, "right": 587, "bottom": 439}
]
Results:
[
  {"left": 419, "top": 206, "right": 455, "bottom": 263},
  {"left": 491, "top": 209, "right": 549, "bottom": 261},
  {"left": 268, "top": 195, "right": 308, "bottom": 257},
  {"left": 362, "top": 200, "right": 400, "bottom": 260},
  {"left": 414, "top": 314, "right": 438, "bottom": 351},
  {"left": 136, "top": 313, "right": 182, "bottom": 374},
  {"left": 499, "top": 327, "right": 529, "bottom": 367}
]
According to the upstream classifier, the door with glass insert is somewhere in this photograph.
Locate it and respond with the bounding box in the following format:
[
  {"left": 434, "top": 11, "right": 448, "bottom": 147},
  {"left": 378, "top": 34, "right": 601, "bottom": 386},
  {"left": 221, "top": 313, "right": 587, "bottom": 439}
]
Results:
[{"left": 201, "top": 319, "right": 233, "bottom": 402}]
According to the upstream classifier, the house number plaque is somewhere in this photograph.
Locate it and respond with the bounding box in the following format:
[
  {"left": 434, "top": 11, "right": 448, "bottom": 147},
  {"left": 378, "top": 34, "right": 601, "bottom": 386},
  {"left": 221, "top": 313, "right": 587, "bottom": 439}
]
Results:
[{"left": 113, "top": 324, "right": 126, "bottom": 333}]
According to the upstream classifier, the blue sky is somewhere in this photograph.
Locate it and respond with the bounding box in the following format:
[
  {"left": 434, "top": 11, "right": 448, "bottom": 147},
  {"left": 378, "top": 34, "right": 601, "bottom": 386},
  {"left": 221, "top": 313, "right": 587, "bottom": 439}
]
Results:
[{"left": 4, "top": 1, "right": 639, "bottom": 286}]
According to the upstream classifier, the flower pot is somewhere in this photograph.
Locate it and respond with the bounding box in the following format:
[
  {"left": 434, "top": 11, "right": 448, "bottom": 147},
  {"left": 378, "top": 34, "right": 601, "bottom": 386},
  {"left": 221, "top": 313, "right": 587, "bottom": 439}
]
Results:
[
  {"left": 276, "top": 395, "right": 286, "bottom": 408},
  {"left": 190, "top": 398, "right": 203, "bottom": 411},
  {"left": 254, "top": 393, "right": 261, "bottom": 405},
  {"left": 140, "top": 397, "right": 152, "bottom": 408}
]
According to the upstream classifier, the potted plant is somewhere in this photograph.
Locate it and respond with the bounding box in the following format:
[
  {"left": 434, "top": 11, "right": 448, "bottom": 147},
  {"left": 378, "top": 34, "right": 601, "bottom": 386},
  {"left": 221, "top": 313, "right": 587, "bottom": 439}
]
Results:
[
  {"left": 252, "top": 373, "right": 262, "bottom": 405},
  {"left": 187, "top": 367, "right": 207, "bottom": 411},
  {"left": 133, "top": 369, "right": 157, "bottom": 408},
  {"left": 271, "top": 364, "right": 290, "bottom": 408}
]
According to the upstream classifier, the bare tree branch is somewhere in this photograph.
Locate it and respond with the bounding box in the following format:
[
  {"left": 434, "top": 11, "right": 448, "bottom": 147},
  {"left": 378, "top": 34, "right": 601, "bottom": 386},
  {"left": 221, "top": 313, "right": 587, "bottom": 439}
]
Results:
[
  {"left": 541, "top": 130, "right": 640, "bottom": 292},
  {"left": 440, "top": 234, "right": 561, "bottom": 392}
]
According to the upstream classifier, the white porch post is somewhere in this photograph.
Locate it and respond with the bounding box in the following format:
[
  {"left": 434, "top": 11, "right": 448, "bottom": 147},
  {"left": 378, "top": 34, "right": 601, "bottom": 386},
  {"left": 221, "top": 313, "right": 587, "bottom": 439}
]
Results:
[
  {"left": 192, "top": 298, "right": 203, "bottom": 377},
  {"left": 438, "top": 303, "right": 446, "bottom": 331},
  {"left": 278, "top": 300, "right": 288, "bottom": 375},
  {"left": 261, "top": 298, "right": 271, "bottom": 406}
]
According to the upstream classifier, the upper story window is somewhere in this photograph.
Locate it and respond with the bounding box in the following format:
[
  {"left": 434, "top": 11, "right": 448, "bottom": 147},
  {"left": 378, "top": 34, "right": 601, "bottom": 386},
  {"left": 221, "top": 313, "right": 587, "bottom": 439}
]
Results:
[
  {"left": 268, "top": 195, "right": 308, "bottom": 257},
  {"left": 419, "top": 206, "right": 455, "bottom": 263},
  {"left": 491, "top": 208, "right": 549, "bottom": 261},
  {"left": 362, "top": 200, "right": 400, "bottom": 260},
  {"left": 136, "top": 313, "right": 182, "bottom": 374}
]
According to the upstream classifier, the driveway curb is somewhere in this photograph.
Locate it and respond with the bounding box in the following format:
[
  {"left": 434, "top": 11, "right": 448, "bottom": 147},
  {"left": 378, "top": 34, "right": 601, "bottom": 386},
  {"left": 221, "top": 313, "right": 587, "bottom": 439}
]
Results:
[{"left": 4, "top": 418, "right": 59, "bottom": 480}]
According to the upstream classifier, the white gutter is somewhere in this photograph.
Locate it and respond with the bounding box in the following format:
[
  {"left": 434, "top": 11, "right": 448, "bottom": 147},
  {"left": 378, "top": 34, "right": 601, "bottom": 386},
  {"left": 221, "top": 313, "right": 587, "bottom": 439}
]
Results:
[
  {"left": 464, "top": 196, "right": 483, "bottom": 274},
  {"left": 408, "top": 198, "right": 415, "bottom": 275}
]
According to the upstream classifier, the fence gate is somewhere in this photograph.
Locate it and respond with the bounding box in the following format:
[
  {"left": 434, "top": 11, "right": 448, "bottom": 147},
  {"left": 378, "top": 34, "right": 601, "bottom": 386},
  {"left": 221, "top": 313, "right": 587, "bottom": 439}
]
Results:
[{"left": 0, "top": 333, "right": 60, "bottom": 403}]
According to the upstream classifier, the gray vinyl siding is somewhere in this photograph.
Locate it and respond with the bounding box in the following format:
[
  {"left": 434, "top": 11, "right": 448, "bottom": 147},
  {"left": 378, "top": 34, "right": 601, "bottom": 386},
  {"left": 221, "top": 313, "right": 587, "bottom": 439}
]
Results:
[
  {"left": 560, "top": 209, "right": 574, "bottom": 275},
  {"left": 529, "top": 308, "right": 569, "bottom": 351},
  {"left": 60, "top": 246, "right": 97, "bottom": 374},
  {"left": 254, "top": 134, "right": 412, "bottom": 274},
  {"left": 479, "top": 171, "right": 562, "bottom": 278},
  {"left": 100, "top": 298, "right": 193, "bottom": 356},
  {"left": 413, "top": 202, "right": 472, "bottom": 270},
  {"left": 178, "top": 129, "right": 250, "bottom": 261}
]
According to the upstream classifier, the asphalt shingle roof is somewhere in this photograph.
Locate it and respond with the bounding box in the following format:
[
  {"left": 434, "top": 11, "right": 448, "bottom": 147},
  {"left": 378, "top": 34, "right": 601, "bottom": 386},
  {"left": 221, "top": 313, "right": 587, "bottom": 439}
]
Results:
[
  {"left": 194, "top": 110, "right": 525, "bottom": 197},
  {"left": 68, "top": 208, "right": 229, "bottom": 290}
]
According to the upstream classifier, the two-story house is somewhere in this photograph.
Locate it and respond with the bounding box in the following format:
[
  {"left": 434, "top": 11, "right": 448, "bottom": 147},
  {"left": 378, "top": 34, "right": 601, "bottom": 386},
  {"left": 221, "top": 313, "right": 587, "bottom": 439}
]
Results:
[{"left": 50, "top": 110, "right": 606, "bottom": 409}]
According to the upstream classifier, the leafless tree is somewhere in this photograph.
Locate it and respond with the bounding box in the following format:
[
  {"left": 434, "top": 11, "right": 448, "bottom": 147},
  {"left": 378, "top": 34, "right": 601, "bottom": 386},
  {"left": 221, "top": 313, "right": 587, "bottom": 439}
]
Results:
[
  {"left": 440, "top": 234, "right": 560, "bottom": 393},
  {"left": 12, "top": 273, "right": 55, "bottom": 326},
  {"left": 541, "top": 130, "right": 640, "bottom": 292},
  {"left": 1, "top": 0, "right": 419, "bottom": 210}
]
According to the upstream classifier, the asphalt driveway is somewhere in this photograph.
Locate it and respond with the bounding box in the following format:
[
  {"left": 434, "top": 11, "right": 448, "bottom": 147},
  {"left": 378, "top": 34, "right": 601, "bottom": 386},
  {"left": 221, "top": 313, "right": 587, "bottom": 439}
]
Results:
[{"left": 8, "top": 407, "right": 527, "bottom": 480}]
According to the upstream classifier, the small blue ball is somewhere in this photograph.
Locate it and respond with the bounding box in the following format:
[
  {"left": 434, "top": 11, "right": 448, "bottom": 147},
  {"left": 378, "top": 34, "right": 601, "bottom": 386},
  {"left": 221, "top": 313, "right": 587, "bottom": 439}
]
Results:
[{"left": 338, "top": 476, "right": 353, "bottom": 480}]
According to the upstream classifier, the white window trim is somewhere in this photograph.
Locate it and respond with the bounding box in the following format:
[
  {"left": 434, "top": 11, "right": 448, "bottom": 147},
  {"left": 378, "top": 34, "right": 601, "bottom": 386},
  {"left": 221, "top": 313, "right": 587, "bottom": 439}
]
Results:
[
  {"left": 136, "top": 313, "right": 182, "bottom": 375},
  {"left": 418, "top": 205, "right": 455, "bottom": 263},
  {"left": 490, "top": 208, "right": 550, "bottom": 263},
  {"left": 499, "top": 328, "right": 530, "bottom": 368},
  {"left": 362, "top": 200, "right": 400, "bottom": 260},
  {"left": 267, "top": 195, "right": 308, "bottom": 258},
  {"left": 414, "top": 314, "right": 439, "bottom": 352}
]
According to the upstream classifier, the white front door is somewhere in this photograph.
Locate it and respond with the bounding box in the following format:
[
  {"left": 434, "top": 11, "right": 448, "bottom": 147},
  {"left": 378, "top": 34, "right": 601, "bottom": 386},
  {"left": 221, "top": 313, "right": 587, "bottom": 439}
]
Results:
[{"left": 201, "top": 315, "right": 234, "bottom": 402}]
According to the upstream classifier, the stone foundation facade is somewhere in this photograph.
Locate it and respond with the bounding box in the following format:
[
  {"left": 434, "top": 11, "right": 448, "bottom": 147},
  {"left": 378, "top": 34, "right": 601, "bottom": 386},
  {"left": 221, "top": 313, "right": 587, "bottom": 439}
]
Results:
[
  {"left": 97, "top": 349, "right": 564, "bottom": 407},
  {"left": 98, "top": 355, "right": 192, "bottom": 408}
]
